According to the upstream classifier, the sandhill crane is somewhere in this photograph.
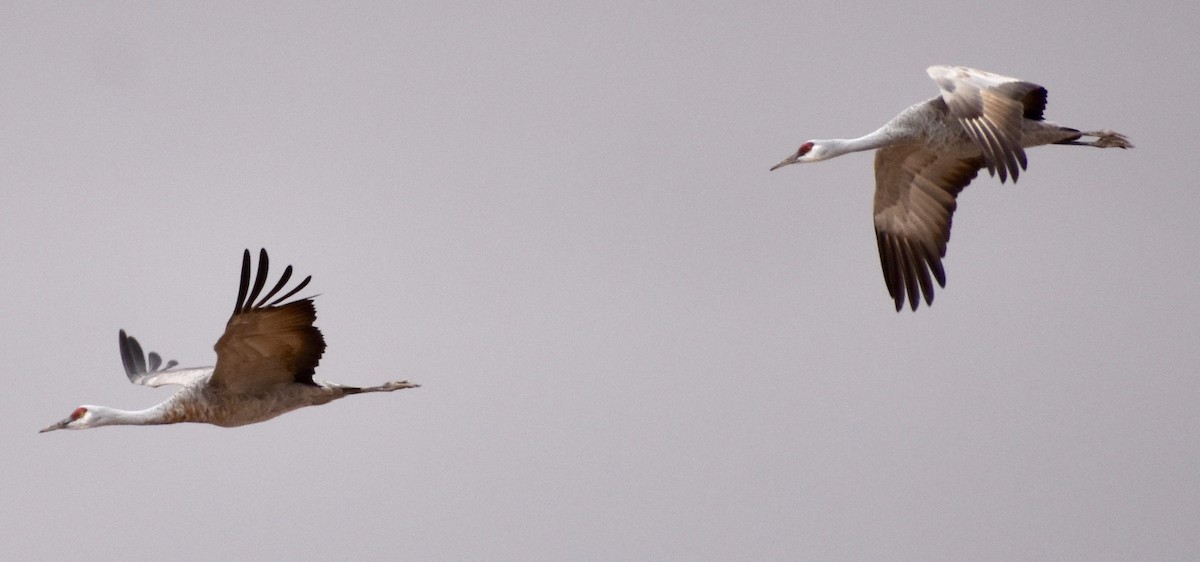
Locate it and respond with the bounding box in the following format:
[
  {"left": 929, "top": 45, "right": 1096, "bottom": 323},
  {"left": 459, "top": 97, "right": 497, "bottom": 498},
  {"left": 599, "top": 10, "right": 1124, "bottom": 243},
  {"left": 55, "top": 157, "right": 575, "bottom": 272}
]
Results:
[
  {"left": 40, "top": 249, "right": 418, "bottom": 432},
  {"left": 770, "top": 65, "right": 1132, "bottom": 311}
]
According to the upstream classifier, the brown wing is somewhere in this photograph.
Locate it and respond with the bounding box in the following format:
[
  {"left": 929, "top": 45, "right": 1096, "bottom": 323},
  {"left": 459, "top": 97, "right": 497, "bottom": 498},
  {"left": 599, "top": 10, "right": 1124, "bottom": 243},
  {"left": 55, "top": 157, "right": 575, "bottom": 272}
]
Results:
[
  {"left": 927, "top": 65, "right": 1046, "bottom": 183},
  {"left": 873, "top": 145, "right": 984, "bottom": 311},
  {"left": 210, "top": 249, "right": 325, "bottom": 394}
]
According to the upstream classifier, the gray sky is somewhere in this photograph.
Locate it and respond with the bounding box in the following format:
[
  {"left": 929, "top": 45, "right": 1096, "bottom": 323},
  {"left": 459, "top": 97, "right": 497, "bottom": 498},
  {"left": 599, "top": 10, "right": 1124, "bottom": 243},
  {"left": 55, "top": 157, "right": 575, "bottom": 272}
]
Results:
[{"left": 4, "top": 1, "right": 1198, "bottom": 560}]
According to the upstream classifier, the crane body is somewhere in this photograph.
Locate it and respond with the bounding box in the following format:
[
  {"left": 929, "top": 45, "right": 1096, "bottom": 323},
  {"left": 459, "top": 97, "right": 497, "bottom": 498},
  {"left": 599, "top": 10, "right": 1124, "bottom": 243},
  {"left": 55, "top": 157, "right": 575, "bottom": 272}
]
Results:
[
  {"left": 41, "top": 250, "right": 418, "bottom": 432},
  {"left": 771, "top": 65, "right": 1132, "bottom": 311}
]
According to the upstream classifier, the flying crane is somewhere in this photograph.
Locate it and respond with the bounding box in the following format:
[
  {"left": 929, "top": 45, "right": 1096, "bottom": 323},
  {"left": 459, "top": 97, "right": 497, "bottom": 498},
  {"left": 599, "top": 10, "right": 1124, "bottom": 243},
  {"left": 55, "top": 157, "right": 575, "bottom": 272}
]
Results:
[
  {"left": 771, "top": 65, "right": 1132, "bottom": 311},
  {"left": 41, "top": 249, "right": 418, "bottom": 432}
]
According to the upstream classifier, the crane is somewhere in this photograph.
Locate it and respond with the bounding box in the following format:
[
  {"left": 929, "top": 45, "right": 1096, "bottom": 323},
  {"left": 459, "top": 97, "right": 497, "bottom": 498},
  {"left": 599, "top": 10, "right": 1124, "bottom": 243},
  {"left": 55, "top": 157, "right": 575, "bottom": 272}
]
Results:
[
  {"left": 40, "top": 249, "right": 419, "bottom": 432},
  {"left": 770, "top": 65, "right": 1132, "bottom": 311}
]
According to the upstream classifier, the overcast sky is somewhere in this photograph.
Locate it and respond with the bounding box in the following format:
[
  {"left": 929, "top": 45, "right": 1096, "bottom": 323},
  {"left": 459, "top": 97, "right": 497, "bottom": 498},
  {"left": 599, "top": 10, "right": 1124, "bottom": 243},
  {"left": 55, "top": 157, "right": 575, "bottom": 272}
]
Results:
[{"left": 4, "top": 1, "right": 1198, "bottom": 560}]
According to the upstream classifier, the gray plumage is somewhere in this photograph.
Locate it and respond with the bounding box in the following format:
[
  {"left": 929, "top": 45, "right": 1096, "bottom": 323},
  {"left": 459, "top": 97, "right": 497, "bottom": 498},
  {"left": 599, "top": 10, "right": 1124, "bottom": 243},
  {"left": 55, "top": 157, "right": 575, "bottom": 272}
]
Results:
[
  {"left": 771, "top": 65, "right": 1132, "bottom": 311},
  {"left": 41, "top": 249, "right": 418, "bottom": 432}
]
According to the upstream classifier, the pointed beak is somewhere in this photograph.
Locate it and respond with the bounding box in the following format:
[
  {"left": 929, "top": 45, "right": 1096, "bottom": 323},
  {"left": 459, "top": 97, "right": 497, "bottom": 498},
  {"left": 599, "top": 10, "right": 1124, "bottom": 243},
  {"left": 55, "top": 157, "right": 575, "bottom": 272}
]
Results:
[
  {"left": 39, "top": 418, "right": 70, "bottom": 433},
  {"left": 770, "top": 153, "right": 801, "bottom": 171}
]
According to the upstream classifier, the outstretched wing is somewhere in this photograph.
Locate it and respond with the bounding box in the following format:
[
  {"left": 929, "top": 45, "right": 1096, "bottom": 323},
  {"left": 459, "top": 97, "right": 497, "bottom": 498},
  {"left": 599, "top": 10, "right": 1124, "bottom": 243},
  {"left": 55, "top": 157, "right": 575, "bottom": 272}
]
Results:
[
  {"left": 209, "top": 249, "right": 325, "bottom": 395},
  {"left": 873, "top": 143, "right": 984, "bottom": 311},
  {"left": 118, "top": 330, "right": 213, "bottom": 387},
  {"left": 927, "top": 65, "right": 1047, "bottom": 183}
]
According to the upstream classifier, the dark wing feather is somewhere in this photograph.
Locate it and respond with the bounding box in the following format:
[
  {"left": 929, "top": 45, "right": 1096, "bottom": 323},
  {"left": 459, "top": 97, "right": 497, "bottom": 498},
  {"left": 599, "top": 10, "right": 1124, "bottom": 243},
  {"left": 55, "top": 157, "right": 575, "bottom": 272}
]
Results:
[
  {"left": 267, "top": 274, "right": 312, "bottom": 307},
  {"left": 873, "top": 145, "right": 983, "bottom": 311},
  {"left": 210, "top": 250, "right": 325, "bottom": 394},
  {"left": 929, "top": 66, "right": 1044, "bottom": 183},
  {"left": 254, "top": 265, "right": 293, "bottom": 308},
  {"left": 119, "top": 329, "right": 147, "bottom": 378},
  {"left": 233, "top": 249, "right": 251, "bottom": 316},
  {"left": 118, "top": 330, "right": 196, "bottom": 387},
  {"left": 1019, "top": 85, "right": 1048, "bottom": 121}
]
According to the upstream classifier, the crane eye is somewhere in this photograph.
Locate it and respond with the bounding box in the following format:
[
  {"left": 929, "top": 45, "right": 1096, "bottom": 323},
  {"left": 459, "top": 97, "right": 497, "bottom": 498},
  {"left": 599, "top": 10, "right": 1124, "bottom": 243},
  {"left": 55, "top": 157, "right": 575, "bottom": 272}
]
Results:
[
  {"left": 798, "top": 142, "right": 814, "bottom": 156},
  {"left": 71, "top": 407, "right": 88, "bottom": 420}
]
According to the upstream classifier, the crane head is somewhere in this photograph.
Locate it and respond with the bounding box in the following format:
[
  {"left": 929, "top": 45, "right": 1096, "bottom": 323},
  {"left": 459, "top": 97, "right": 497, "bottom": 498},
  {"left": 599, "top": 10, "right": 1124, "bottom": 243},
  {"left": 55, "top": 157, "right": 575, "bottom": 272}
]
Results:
[
  {"left": 770, "top": 141, "right": 823, "bottom": 171},
  {"left": 40, "top": 406, "right": 99, "bottom": 433}
]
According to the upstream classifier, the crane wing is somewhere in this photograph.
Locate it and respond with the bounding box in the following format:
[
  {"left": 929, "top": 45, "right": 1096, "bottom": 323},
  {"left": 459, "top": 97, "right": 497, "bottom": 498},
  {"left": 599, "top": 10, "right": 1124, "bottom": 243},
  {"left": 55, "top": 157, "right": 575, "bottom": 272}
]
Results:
[
  {"left": 210, "top": 249, "right": 325, "bottom": 395},
  {"left": 927, "top": 65, "right": 1047, "bottom": 183},
  {"left": 873, "top": 144, "right": 984, "bottom": 311},
  {"left": 118, "top": 329, "right": 213, "bottom": 387}
]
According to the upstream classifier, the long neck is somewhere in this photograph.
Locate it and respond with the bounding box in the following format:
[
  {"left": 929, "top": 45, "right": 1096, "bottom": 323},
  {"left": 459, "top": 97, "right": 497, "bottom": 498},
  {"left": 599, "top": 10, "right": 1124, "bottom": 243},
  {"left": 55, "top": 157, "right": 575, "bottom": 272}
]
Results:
[
  {"left": 92, "top": 404, "right": 175, "bottom": 427},
  {"left": 824, "top": 127, "right": 899, "bottom": 157}
]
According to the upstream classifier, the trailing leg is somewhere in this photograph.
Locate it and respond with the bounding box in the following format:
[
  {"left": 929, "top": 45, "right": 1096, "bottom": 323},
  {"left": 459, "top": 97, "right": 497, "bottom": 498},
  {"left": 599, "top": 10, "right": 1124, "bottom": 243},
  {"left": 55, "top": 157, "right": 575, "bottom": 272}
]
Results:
[
  {"left": 340, "top": 380, "right": 420, "bottom": 395},
  {"left": 1055, "top": 129, "right": 1133, "bottom": 148}
]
